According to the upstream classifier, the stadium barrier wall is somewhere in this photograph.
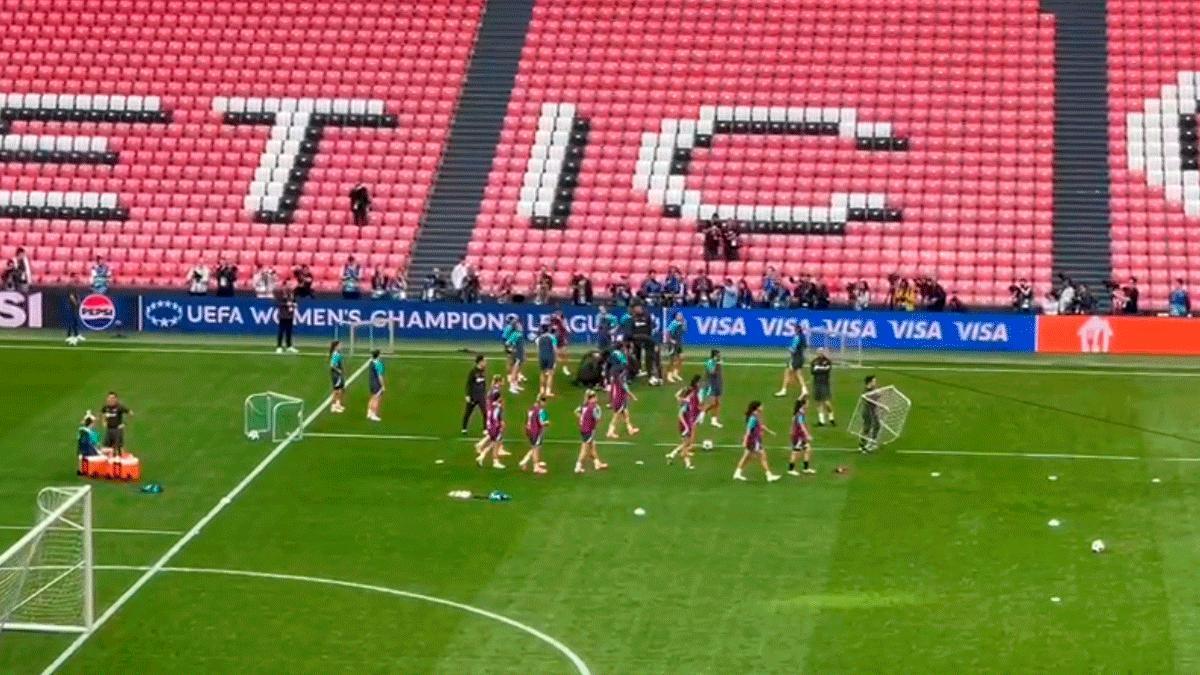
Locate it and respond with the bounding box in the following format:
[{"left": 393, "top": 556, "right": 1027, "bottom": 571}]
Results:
[{"left": 1036, "top": 315, "right": 1200, "bottom": 355}]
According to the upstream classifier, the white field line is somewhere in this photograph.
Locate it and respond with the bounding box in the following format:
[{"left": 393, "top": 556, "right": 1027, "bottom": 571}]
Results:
[
  {"left": 25, "top": 564, "right": 590, "bottom": 675},
  {"left": 40, "top": 359, "right": 373, "bottom": 675},
  {"left": 0, "top": 341, "right": 1198, "bottom": 378},
  {"left": 0, "top": 525, "right": 181, "bottom": 536},
  {"left": 303, "top": 431, "right": 1200, "bottom": 463}
]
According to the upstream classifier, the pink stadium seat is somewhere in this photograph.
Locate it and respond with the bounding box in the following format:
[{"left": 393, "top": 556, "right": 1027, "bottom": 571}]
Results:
[
  {"left": 464, "top": 0, "right": 1056, "bottom": 300},
  {"left": 0, "top": 0, "right": 483, "bottom": 286}
]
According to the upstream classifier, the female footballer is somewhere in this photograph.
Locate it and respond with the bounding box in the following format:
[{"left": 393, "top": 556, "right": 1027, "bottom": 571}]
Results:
[
  {"left": 366, "top": 349, "right": 385, "bottom": 422},
  {"left": 605, "top": 366, "right": 639, "bottom": 439},
  {"left": 774, "top": 323, "right": 808, "bottom": 398},
  {"left": 666, "top": 374, "right": 702, "bottom": 469},
  {"left": 329, "top": 341, "right": 346, "bottom": 414},
  {"left": 535, "top": 323, "right": 558, "bottom": 398},
  {"left": 733, "top": 400, "right": 782, "bottom": 482},
  {"left": 503, "top": 317, "right": 526, "bottom": 394},
  {"left": 475, "top": 387, "right": 507, "bottom": 469},
  {"left": 788, "top": 395, "right": 817, "bottom": 476},
  {"left": 519, "top": 394, "right": 550, "bottom": 474},
  {"left": 574, "top": 389, "right": 609, "bottom": 474},
  {"left": 702, "top": 349, "right": 724, "bottom": 428}
]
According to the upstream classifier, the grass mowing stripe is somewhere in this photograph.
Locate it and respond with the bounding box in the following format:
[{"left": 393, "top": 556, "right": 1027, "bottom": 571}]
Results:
[{"left": 39, "top": 358, "right": 373, "bottom": 675}]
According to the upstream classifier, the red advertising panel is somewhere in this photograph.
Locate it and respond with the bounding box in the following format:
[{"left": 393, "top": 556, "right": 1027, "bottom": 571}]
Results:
[{"left": 1038, "top": 315, "right": 1200, "bottom": 355}]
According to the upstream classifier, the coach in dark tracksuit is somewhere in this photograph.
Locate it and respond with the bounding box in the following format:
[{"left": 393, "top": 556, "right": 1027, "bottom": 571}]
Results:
[
  {"left": 623, "top": 304, "right": 654, "bottom": 378},
  {"left": 460, "top": 355, "right": 488, "bottom": 434},
  {"left": 275, "top": 282, "right": 297, "bottom": 353}
]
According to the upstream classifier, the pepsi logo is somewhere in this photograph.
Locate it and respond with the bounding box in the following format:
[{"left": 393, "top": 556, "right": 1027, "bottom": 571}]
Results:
[{"left": 79, "top": 294, "right": 117, "bottom": 331}]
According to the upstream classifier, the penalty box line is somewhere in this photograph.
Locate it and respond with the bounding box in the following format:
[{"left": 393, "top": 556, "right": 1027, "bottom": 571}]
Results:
[
  {"left": 304, "top": 432, "right": 1199, "bottom": 463},
  {"left": 40, "top": 359, "right": 374, "bottom": 675}
]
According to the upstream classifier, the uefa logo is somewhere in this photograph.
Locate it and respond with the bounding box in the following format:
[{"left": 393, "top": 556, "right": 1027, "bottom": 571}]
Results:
[{"left": 79, "top": 294, "right": 117, "bottom": 331}]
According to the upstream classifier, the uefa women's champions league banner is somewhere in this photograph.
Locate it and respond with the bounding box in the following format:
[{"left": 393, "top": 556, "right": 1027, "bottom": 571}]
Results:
[
  {"left": 676, "top": 307, "right": 1036, "bottom": 352},
  {"left": 123, "top": 292, "right": 1036, "bottom": 352}
]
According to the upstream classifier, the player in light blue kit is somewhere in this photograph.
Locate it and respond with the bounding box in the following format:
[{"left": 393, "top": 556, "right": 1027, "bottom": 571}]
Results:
[
  {"left": 366, "top": 349, "right": 385, "bottom": 422},
  {"left": 664, "top": 312, "right": 686, "bottom": 384},
  {"left": 329, "top": 341, "right": 346, "bottom": 414}
]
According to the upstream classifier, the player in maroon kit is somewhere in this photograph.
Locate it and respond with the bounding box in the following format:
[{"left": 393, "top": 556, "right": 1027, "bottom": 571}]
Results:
[
  {"left": 574, "top": 389, "right": 609, "bottom": 474},
  {"left": 519, "top": 395, "right": 550, "bottom": 475},
  {"left": 666, "top": 374, "right": 703, "bottom": 469},
  {"left": 475, "top": 389, "right": 507, "bottom": 469},
  {"left": 550, "top": 309, "right": 571, "bottom": 376},
  {"left": 733, "top": 400, "right": 782, "bottom": 482},
  {"left": 788, "top": 395, "right": 817, "bottom": 476},
  {"left": 605, "top": 367, "right": 639, "bottom": 439}
]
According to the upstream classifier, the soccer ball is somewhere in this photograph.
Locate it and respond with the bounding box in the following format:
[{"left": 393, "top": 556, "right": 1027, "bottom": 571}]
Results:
[
  {"left": 1091, "top": 539, "right": 1106, "bottom": 553},
  {"left": 701, "top": 439, "right": 714, "bottom": 451},
  {"left": 246, "top": 430, "right": 260, "bottom": 441}
]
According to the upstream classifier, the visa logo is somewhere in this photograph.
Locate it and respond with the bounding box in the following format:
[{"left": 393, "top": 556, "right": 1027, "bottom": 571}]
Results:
[
  {"left": 888, "top": 319, "right": 943, "bottom": 340},
  {"left": 695, "top": 316, "right": 747, "bottom": 336},
  {"left": 954, "top": 321, "right": 1009, "bottom": 342}
]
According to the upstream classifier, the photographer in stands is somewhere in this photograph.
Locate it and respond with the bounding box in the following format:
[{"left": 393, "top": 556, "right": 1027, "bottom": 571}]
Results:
[
  {"left": 293, "top": 264, "right": 315, "bottom": 299},
  {"left": 1010, "top": 278, "right": 1034, "bottom": 312},
  {"left": 1075, "top": 284, "right": 1097, "bottom": 314},
  {"left": 186, "top": 259, "right": 209, "bottom": 295},
  {"left": 215, "top": 257, "right": 237, "bottom": 297},
  {"left": 349, "top": 183, "right": 371, "bottom": 228},
  {"left": 1121, "top": 277, "right": 1139, "bottom": 314},
  {"left": 11, "top": 248, "right": 32, "bottom": 294},
  {"left": 342, "top": 256, "right": 362, "bottom": 300}
]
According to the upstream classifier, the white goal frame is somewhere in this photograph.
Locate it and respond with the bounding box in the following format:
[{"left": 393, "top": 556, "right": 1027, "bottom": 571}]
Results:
[
  {"left": 848, "top": 385, "right": 912, "bottom": 446},
  {"left": 335, "top": 317, "right": 397, "bottom": 357},
  {"left": 244, "top": 391, "right": 306, "bottom": 443},
  {"left": 0, "top": 486, "right": 94, "bottom": 634},
  {"left": 808, "top": 328, "right": 864, "bottom": 367}
]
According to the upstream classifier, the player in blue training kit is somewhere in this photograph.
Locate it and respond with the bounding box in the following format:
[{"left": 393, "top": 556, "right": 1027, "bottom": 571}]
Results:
[
  {"left": 775, "top": 323, "right": 808, "bottom": 397},
  {"left": 502, "top": 317, "right": 526, "bottom": 394},
  {"left": 664, "top": 312, "right": 686, "bottom": 384},
  {"left": 329, "top": 341, "right": 346, "bottom": 414},
  {"left": 702, "top": 349, "right": 724, "bottom": 428},
  {"left": 366, "top": 349, "right": 385, "bottom": 422},
  {"left": 535, "top": 323, "right": 558, "bottom": 398}
]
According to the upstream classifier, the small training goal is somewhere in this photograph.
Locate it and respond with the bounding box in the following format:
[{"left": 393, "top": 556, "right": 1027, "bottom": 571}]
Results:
[
  {"left": 0, "top": 486, "right": 94, "bottom": 635},
  {"left": 244, "top": 391, "right": 305, "bottom": 442},
  {"left": 808, "top": 328, "right": 864, "bottom": 367},
  {"left": 847, "top": 385, "right": 911, "bottom": 448}
]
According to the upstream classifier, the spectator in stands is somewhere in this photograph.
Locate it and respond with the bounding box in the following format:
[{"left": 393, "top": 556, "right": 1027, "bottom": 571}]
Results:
[
  {"left": 850, "top": 280, "right": 870, "bottom": 310},
  {"left": 349, "top": 183, "right": 371, "bottom": 227},
  {"left": 1121, "top": 277, "right": 1139, "bottom": 314},
  {"left": 721, "top": 222, "right": 740, "bottom": 261},
  {"left": 1075, "top": 284, "right": 1097, "bottom": 314},
  {"left": 703, "top": 220, "right": 722, "bottom": 261},
  {"left": 947, "top": 292, "right": 966, "bottom": 313},
  {"left": 720, "top": 278, "right": 738, "bottom": 308},
  {"left": 424, "top": 267, "right": 447, "bottom": 302},
  {"left": 293, "top": 264, "right": 314, "bottom": 299},
  {"left": 663, "top": 267, "right": 684, "bottom": 306},
  {"left": 736, "top": 279, "right": 754, "bottom": 308},
  {"left": 896, "top": 278, "right": 917, "bottom": 311},
  {"left": 11, "top": 248, "right": 32, "bottom": 294},
  {"left": 814, "top": 280, "right": 831, "bottom": 309},
  {"left": 609, "top": 276, "right": 632, "bottom": 307},
  {"left": 570, "top": 274, "right": 592, "bottom": 306},
  {"left": 1011, "top": 278, "right": 1034, "bottom": 312},
  {"left": 495, "top": 275, "right": 514, "bottom": 303},
  {"left": 885, "top": 273, "right": 899, "bottom": 309},
  {"left": 531, "top": 266, "right": 552, "bottom": 305},
  {"left": 794, "top": 275, "right": 818, "bottom": 309},
  {"left": 91, "top": 256, "right": 112, "bottom": 295},
  {"left": 463, "top": 265, "right": 481, "bottom": 303},
  {"left": 640, "top": 271, "right": 663, "bottom": 306},
  {"left": 1042, "top": 290, "right": 1060, "bottom": 315},
  {"left": 451, "top": 258, "right": 469, "bottom": 300},
  {"left": 762, "top": 267, "right": 781, "bottom": 305},
  {"left": 1, "top": 260, "right": 15, "bottom": 290},
  {"left": 1057, "top": 278, "right": 1076, "bottom": 314},
  {"left": 215, "top": 258, "right": 237, "bottom": 297},
  {"left": 371, "top": 268, "right": 388, "bottom": 299},
  {"left": 691, "top": 272, "right": 714, "bottom": 307},
  {"left": 186, "top": 260, "right": 209, "bottom": 296},
  {"left": 924, "top": 277, "right": 947, "bottom": 311},
  {"left": 1169, "top": 279, "right": 1191, "bottom": 317},
  {"left": 388, "top": 269, "right": 408, "bottom": 300},
  {"left": 252, "top": 266, "right": 277, "bottom": 299},
  {"left": 342, "top": 256, "right": 362, "bottom": 300}
]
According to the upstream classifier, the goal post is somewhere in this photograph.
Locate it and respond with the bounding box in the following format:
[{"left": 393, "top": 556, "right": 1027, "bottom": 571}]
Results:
[
  {"left": 808, "top": 328, "right": 864, "bottom": 367},
  {"left": 244, "top": 391, "right": 305, "bottom": 443},
  {"left": 848, "top": 385, "right": 911, "bottom": 447},
  {"left": 0, "top": 486, "right": 94, "bottom": 634},
  {"left": 334, "top": 317, "right": 397, "bottom": 357}
]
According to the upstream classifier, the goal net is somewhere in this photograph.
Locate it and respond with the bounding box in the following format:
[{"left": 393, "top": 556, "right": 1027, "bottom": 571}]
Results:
[
  {"left": 244, "top": 391, "right": 305, "bottom": 443},
  {"left": 847, "top": 385, "right": 911, "bottom": 448},
  {"left": 808, "top": 328, "right": 864, "bottom": 367},
  {"left": 0, "top": 486, "right": 94, "bottom": 634},
  {"left": 335, "top": 316, "right": 396, "bottom": 357}
]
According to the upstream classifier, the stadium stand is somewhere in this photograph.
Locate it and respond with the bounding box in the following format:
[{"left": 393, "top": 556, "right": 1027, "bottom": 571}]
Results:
[
  {"left": 0, "top": 0, "right": 483, "bottom": 290},
  {"left": 467, "top": 0, "right": 1058, "bottom": 306},
  {"left": 1109, "top": 0, "right": 1200, "bottom": 309}
]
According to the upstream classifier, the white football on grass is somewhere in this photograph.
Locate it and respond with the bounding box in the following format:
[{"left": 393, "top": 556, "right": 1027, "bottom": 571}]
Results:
[{"left": 1091, "top": 539, "right": 1106, "bottom": 553}]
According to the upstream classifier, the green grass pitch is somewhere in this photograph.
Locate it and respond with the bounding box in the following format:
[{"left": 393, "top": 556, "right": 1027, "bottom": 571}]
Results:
[{"left": 2, "top": 333, "right": 1200, "bottom": 673}]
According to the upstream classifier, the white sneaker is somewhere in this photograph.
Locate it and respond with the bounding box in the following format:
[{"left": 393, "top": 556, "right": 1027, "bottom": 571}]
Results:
[
  {"left": 787, "top": 470, "right": 801, "bottom": 477},
  {"left": 330, "top": 405, "right": 344, "bottom": 414},
  {"left": 774, "top": 389, "right": 788, "bottom": 397},
  {"left": 710, "top": 418, "right": 723, "bottom": 428},
  {"left": 562, "top": 366, "right": 571, "bottom": 376},
  {"left": 477, "top": 454, "right": 486, "bottom": 467},
  {"left": 574, "top": 465, "right": 585, "bottom": 474},
  {"left": 367, "top": 413, "right": 381, "bottom": 422},
  {"left": 802, "top": 468, "right": 817, "bottom": 475},
  {"left": 509, "top": 387, "right": 521, "bottom": 395},
  {"left": 733, "top": 471, "right": 747, "bottom": 481},
  {"left": 275, "top": 347, "right": 283, "bottom": 354},
  {"left": 492, "top": 461, "right": 506, "bottom": 469},
  {"left": 286, "top": 346, "right": 298, "bottom": 354},
  {"left": 767, "top": 473, "right": 782, "bottom": 483},
  {"left": 77, "top": 335, "right": 86, "bottom": 342}
]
